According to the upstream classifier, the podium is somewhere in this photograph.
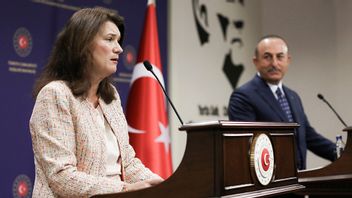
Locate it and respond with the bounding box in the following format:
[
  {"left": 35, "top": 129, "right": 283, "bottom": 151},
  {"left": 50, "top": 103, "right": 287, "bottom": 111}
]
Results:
[
  {"left": 93, "top": 121, "right": 304, "bottom": 198},
  {"left": 296, "top": 126, "right": 352, "bottom": 197}
]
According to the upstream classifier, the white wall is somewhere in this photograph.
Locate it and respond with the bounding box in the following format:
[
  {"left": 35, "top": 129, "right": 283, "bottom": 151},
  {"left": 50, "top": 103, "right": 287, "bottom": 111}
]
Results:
[
  {"left": 260, "top": 0, "right": 351, "bottom": 169},
  {"left": 335, "top": 0, "right": 352, "bottom": 128},
  {"left": 169, "top": 0, "right": 351, "bottom": 170},
  {"left": 169, "top": 0, "right": 261, "bottom": 170}
]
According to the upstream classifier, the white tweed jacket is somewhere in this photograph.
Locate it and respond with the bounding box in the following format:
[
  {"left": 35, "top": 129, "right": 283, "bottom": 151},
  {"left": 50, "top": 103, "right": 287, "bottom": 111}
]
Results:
[{"left": 29, "top": 80, "right": 159, "bottom": 198}]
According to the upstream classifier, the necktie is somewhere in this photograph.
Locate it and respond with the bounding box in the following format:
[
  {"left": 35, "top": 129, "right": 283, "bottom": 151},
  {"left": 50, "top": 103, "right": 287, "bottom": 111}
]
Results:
[{"left": 276, "top": 88, "right": 294, "bottom": 122}]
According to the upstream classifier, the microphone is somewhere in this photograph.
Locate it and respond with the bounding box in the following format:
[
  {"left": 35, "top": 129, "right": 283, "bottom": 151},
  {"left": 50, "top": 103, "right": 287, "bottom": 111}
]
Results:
[
  {"left": 317, "top": 93, "right": 347, "bottom": 127},
  {"left": 143, "top": 60, "right": 184, "bottom": 125}
]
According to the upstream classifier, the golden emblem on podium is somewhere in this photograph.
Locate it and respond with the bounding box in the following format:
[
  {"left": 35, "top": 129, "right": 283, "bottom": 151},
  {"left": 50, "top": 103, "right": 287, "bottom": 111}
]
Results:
[{"left": 250, "top": 133, "right": 275, "bottom": 186}]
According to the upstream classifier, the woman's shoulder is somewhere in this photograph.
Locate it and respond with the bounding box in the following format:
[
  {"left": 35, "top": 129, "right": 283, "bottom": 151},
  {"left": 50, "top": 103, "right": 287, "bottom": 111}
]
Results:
[
  {"left": 111, "top": 83, "right": 122, "bottom": 102},
  {"left": 38, "top": 80, "right": 72, "bottom": 98},
  {"left": 45, "top": 80, "right": 69, "bottom": 89}
]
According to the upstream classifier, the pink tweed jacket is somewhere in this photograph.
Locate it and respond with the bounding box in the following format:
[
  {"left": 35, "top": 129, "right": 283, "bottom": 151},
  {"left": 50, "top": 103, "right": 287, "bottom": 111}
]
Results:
[{"left": 29, "top": 81, "right": 159, "bottom": 198}]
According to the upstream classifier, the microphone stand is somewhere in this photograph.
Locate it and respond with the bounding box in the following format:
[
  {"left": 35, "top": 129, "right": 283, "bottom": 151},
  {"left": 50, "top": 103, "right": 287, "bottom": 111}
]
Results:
[{"left": 144, "top": 61, "right": 184, "bottom": 125}]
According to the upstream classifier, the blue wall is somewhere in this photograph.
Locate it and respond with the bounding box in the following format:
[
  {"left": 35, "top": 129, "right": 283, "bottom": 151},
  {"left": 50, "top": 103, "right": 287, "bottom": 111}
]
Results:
[{"left": 0, "top": 0, "right": 167, "bottom": 197}]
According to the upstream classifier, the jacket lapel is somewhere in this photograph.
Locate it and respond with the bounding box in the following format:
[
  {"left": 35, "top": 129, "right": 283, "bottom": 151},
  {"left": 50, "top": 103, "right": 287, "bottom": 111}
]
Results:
[
  {"left": 254, "top": 76, "right": 288, "bottom": 122},
  {"left": 99, "top": 98, "right": 126, "bottom": 178}
]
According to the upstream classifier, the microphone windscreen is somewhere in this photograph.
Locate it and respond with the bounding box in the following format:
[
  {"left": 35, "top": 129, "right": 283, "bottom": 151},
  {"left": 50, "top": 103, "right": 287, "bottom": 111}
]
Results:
[
  {"left": 317, "top": 93, "right": 324, "bottom": 100},
  {"left": 143, "top": 60, "right": 153, "bottom": 71}
]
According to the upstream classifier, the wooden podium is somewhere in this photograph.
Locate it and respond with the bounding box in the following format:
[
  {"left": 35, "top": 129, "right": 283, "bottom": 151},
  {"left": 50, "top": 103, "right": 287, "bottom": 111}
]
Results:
[
  {"left": 94, "top": 121, "right": 304, "bottom": 198},
  {"left": 296, "top": 126, "right": 352, "bottom": 197}
]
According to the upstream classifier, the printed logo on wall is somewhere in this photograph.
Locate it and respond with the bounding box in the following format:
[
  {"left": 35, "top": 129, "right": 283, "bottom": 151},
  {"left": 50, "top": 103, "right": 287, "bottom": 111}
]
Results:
[
  {"left": 192, "top": 0, "right": 245, "bottom": 90},
  {"left": 113, "top": 45, "right": 137, "bottom": 83},
  {"left": 12, "top": 174, "right": 32, "bottom": 198},
  {"left": 122, "top": 45, "right": 137, "bottom": 71},
  {"left": 13, "top": 27, "right": 33, "bottom": 58},
  {"left": 8, "top": 27, "right": 37, "bottom": 74}
]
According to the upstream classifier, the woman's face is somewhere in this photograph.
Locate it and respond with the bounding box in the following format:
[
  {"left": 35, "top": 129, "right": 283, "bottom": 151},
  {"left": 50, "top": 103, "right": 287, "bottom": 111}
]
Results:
[{"left": 89, "top": 21, "right": 123, "bottom": 83}]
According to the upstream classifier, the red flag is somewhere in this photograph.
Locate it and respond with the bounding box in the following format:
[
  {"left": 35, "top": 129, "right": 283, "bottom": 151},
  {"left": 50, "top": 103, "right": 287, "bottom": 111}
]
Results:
[{"left": 125, "top": 0, "right": 172, "bottom": 179}]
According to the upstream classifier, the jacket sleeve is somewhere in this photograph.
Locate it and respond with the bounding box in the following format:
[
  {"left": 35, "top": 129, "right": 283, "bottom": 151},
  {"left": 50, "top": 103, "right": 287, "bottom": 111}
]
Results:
[
  {"left": 293, "top": 94, "right": 336, "bottom": 162},
  {"left": 304, "top": 115, "right": 336, "bottom": 161},
  {"left": 228, "top": 90, "right": 257, "bottom": 121},
  {"left": 30, "top": 83, "right": 124, "bottom": 197},
  {"left": 110, "top": 87, "right": 162, "bottom": 182},
  {"left": 122, "top": 143, "right": 162, "bottom": 182}
]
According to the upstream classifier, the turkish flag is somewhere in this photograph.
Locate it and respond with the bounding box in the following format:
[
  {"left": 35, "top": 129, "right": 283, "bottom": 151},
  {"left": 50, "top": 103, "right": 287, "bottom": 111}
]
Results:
[{"left": 125, "top": 0, "right": 172, "bottom": 179}]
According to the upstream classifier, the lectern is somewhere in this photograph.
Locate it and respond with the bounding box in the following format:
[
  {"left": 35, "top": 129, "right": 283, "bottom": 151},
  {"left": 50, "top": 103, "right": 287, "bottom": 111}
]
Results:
[
  {"left": 93, "top": 121, "right": 304, "bottom": 198},
  {"left": 297, "top": 126, "right": 352, "bottom": 197}
]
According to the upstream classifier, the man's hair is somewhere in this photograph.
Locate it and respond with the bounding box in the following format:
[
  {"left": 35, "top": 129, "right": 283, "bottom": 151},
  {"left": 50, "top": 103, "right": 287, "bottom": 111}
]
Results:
[
  {"left": 254, "top": 34, "right": 289, "bottom": 58},
  {"left": 33, "top": 7, "right": 124, "bottom": 104}
]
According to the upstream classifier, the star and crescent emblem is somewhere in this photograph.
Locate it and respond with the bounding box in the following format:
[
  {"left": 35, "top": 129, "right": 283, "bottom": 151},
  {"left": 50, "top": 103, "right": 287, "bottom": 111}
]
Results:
[
  {"left": 128, "top": 62, "right": 171, "bottom": 154},
  {"left": 250, "top": 133, "right": 275, "bottom": 186}
]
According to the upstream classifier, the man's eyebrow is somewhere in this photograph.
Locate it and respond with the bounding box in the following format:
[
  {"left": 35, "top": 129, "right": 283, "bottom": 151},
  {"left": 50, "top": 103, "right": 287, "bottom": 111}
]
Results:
[
  {"left": 263, "top": 51, "right": 285, "bottom": 54},
  {"left": 276, "top": 52, "right": 286, "bottom": 56},
  {"left": 263, "top": 52, "right": 273, "bottom": 55}
]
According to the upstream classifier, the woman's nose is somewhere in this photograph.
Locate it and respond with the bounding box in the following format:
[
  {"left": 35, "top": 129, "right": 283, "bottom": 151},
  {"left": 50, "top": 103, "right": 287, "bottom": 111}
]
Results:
[{"left": 113, "top": 43, "right": 123, "bottom": 54}]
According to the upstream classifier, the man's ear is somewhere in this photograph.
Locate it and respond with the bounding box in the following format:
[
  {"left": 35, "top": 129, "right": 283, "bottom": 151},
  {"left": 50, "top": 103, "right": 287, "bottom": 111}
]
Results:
[
  {"left": 252, "top": 56, "right": 257, "bottom": 66},
  {"left": 192, "top": 0, "right": 210, "bottom": 45}
]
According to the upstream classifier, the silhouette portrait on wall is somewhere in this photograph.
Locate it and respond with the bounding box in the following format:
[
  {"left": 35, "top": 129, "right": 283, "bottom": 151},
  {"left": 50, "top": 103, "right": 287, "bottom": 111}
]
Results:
[{"left": 192, "top": 0, "right": 245, "bottom": 89}]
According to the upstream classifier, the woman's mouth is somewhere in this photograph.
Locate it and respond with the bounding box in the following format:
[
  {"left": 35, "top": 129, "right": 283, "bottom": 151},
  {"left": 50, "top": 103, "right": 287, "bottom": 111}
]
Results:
[{"left": 111, "top": 58, "right": 118, "bottom": 64}]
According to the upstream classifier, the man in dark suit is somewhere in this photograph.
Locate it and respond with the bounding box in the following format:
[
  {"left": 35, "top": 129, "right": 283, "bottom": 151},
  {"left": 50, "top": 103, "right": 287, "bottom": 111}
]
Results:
[{"left": 228, "top": 35, "right": 336, "bottom": 170}]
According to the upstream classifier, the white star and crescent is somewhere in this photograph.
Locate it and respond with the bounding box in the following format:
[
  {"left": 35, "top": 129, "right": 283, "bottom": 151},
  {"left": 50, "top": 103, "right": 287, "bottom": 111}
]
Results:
[
  {"left": 155, "top": 122, "right": 171, "bottom": 153},
  {"left": 128, "top": 61, "right": 170, "bottom": 153}
]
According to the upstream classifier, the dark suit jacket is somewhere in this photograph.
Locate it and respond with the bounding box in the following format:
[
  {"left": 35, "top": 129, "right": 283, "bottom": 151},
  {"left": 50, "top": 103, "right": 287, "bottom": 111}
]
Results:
[{"left": 228, "top": 75, "right": 335, "bottom": 169}]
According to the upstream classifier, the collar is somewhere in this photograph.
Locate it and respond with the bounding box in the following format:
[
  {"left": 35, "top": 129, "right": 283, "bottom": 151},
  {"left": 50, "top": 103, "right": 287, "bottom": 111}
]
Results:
[{"left": 257, "top": 72, "right": 284, "bottom": 98}]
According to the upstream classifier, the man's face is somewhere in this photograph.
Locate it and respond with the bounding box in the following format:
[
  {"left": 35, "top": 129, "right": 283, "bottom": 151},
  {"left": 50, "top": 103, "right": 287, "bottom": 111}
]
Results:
[{"left": 254, "top": 38, "right": 290, "bottom": 84}]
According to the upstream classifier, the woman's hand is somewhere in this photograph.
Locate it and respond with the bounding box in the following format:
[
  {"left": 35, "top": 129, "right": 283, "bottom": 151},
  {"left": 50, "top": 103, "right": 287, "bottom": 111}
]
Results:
[{"left": 123, "top": 178, "right": 164, "bottom": 192}]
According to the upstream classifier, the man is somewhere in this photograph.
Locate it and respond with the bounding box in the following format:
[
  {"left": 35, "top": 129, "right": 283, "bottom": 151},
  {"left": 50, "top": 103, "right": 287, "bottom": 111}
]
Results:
[{"left": 228, "top": 35, "right": 336, "bottom": 170}]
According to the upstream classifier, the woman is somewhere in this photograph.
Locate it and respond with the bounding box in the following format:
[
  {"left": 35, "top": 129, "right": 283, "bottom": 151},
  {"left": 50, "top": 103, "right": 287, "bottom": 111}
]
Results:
[{"left": 30, "top": 7, "right": 163, "bottom": 198}]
